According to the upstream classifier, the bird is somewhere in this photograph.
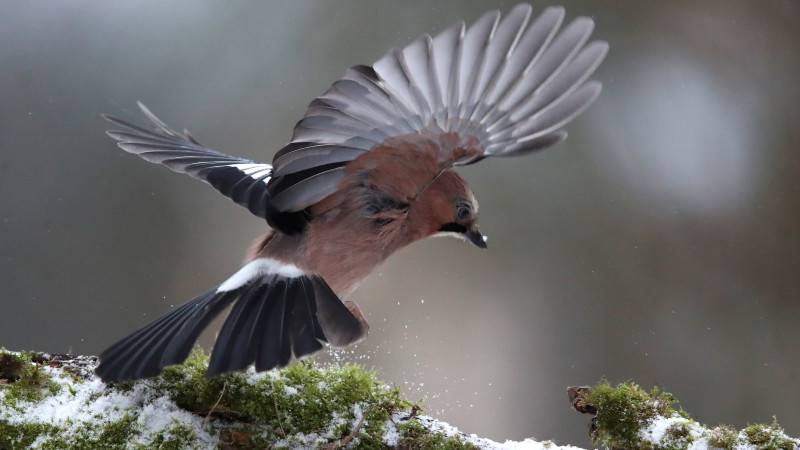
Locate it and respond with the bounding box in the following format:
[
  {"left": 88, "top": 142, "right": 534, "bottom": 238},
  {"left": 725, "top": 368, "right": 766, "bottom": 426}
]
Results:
[{"left": 95, "top": 3, "right": 607, "bottom": 382}]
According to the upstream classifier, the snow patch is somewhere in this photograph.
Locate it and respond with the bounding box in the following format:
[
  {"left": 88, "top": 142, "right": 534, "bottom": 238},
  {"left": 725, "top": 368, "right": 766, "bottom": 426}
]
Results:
[
  {"left": 133, "top": 395, "right": 215, "bottom": 448},
  {"left": 283, "top": 385, "right": 298, "bottom": 396},
  {"left": 383, "top": 419, "right": 400, "bottom": 446},
  {"left": 385, "top": 413, "right": 587, "bottom": 450},
  {"left": 640, "top": 414, "right": 690, "bottom": 443}
]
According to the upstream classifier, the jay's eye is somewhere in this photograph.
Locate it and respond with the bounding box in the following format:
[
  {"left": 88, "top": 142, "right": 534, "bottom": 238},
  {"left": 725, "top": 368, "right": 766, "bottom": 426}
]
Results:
[{"left": 456, "top": 204, "right": 471, "bottom": 221}]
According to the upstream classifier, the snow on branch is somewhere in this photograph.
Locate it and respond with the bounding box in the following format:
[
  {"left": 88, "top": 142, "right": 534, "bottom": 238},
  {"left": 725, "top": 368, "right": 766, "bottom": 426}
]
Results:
[
  {"left": 0, "top": 349, "right": 797, "bottom": 449},
  {"left": 0, "top": 349, "right": 573, "bottom": 449}
]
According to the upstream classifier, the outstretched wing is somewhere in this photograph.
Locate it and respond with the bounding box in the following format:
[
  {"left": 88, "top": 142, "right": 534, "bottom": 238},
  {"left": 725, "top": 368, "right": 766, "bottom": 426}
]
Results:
[
  {"left": 103, "top": 103, "right": 304, "bottom": 232},
  {"left": 267, "top": 3, "right": 607, "bottom": 213}
]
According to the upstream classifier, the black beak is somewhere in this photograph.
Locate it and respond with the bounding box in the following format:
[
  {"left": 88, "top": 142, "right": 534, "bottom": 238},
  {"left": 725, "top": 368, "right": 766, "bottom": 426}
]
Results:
[{"left": 465, "top": 227, "right": 488, "bottom": 249}]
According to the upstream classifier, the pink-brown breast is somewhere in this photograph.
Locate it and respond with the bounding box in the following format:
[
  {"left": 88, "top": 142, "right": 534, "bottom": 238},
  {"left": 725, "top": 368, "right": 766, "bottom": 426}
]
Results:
[
  {"left": 254, "top": 132, "right": 482, "bottom": 296},
  {"left": 251, "top": 202, "right": 406, "bottom": 296}
]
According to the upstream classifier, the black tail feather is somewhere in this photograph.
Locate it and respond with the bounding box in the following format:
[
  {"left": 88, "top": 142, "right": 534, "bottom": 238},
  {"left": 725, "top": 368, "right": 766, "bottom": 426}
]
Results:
[
  {"left": 97, "top": 295, "right": 207, "bottom": 380},
  {"left": 96, "top": 272, "right": 366, "bottom": 383},
  {"left": 277, "top": 284, "right": 294, "bottom": 367},
  {"left": 96, "top": 289, "right": 227, "bottom": 382},
  {"left": 253, "top": 280, "right": 286, "bottom": 372},
  {"left": 311, "top": 277, "right": 368, "bottom": 346},
  {"left": 249, "top": 281, "right": 282, "bottom": 372},
  {"left": 133, "top": 291, "right": 224, "bottom": 379},
  {"left": 289, "top": 278, "right": 325, "bottom": 359},
  {"left": 207, "top": 281, "right": 271, "bottom": 377},
  {"left": 234, "top": 283, "right": 274, "bottom": 369},
  {"left": 252, "top": 280, "right": 289, "bottom": 374},
  {"left": 160, "top": 290, "right": 238, "bottom": 368}
]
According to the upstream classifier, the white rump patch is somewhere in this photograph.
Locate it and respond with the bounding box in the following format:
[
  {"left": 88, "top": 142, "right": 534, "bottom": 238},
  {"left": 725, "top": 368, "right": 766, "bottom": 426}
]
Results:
[{"left": 217, "top": 258, "right": 304, "bottom": 292}]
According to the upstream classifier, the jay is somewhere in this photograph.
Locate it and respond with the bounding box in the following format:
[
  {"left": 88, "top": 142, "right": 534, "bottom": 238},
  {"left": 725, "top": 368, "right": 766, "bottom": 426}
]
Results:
[{"left": 96, "top": 3, "right": 607, "bottom": 382}]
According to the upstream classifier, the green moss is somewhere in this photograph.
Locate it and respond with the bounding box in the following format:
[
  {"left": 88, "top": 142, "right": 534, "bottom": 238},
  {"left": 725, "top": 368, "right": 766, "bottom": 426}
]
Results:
[
  {"left": 657, "top": 421, "right": 696, "bottom": 450},
  {"left": 579, "top": 381, "right": 799, "bottom": 450},
  {"left": 0, "top": 421, "right": 60, "bottom": 449},
  {"left": 0, "top": 414, "right": 208, "bottom": 449},
  {"left": 707, "top": 425, "right": 738, "bottom": 449},
  {"left": 0, "top": 352, "right": 26, "bottom": 381},
  {"left": 396, "top": 420, "right": 478, "bottom": 450},
  {"left": 95, "top": 414, "right": 137, "bottom": 448},
  {"left": 743, "top": 419, "right": 796, "bottom": 450},
  {"left": 141, "top": 422, "right": 198, "bottom": 450},
  {"left": 0, "top": 350, "right": 61, "bottom": 409},
  {"left": 148, "top": 348, "right": 482, "bottom": 448},
  {"left": 0, "top": 416, "right": 140, "bottom": 450},
  {"left": 154, "top": 348, "right": 408, "bottom": 445},
  {"left": 7, "top": 346, "right": 797, "bottom": 449},
  {"left": 587, "top": 380, "right": 677, "bottom": 449},
  {"left": 155, "top": 348, "right": 230, "bottom": 414}
]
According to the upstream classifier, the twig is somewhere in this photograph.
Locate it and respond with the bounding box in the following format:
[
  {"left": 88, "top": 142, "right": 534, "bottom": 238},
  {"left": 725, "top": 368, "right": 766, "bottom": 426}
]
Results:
[
  {"left": 567, "top": 386, "right": 596, "bottom": 415},
  {"left": 567, "top": 386, "right": 599, "bottom": 439},
  {"left": 204, "top": 381, "right": 227, "bottom": 428},
  {"left": 269, "top": 378, "right": 287, "bottom": 437},
  {"left": 396, "top": 403, "right": 421, "bottom": 422},
  {"left": 323, "top": 415, "right": 366, "bottom": 450}
]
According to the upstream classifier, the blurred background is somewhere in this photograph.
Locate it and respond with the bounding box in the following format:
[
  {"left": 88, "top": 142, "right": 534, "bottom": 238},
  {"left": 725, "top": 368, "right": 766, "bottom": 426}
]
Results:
[{"left": 1, "top": 0, "right": 799, "bottom": 446}]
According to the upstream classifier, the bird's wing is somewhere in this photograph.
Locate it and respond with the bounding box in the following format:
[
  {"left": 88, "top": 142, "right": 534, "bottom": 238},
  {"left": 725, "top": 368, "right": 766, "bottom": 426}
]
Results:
[
  {"left": 268, "top": 3, "right": 607, "bottom": 212},
  {"left": 103, "top": 103, "right": 307, "bottom": 230}
]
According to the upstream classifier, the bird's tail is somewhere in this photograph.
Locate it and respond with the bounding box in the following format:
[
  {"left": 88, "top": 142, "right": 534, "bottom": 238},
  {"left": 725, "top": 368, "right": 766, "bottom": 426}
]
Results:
[{"left": 95, "top": 259, "right": 366, "bottom": 383}]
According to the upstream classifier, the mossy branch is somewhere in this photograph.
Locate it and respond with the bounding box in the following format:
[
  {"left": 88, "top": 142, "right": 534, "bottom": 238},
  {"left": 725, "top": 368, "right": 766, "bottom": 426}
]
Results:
[
  {"left": 568, "top": 382, "right": 799, "bottom": 450},
  {"left": 0, "top": 349, "right": 489, "bottom": 449},
  {"left": 2, "top": 348, "right": 797, "bottom": 449}
]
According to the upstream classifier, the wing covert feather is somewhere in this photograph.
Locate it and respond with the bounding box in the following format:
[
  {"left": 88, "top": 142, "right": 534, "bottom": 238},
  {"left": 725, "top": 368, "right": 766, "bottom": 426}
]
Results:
[{"left": 268, "top": 3, "right": 606, "bottom": 213}]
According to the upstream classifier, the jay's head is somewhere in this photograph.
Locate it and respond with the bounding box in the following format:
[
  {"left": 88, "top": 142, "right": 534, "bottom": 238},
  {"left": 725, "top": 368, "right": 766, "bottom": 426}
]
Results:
[{"left": 410, "top": 170, "right": 487, "bottom": 249}]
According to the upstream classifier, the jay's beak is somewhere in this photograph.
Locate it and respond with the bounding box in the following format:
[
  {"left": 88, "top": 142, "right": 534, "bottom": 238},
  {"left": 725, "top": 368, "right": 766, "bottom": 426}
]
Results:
[{"left": 465, "top": 227, "right": 488, "bottom": 249}]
